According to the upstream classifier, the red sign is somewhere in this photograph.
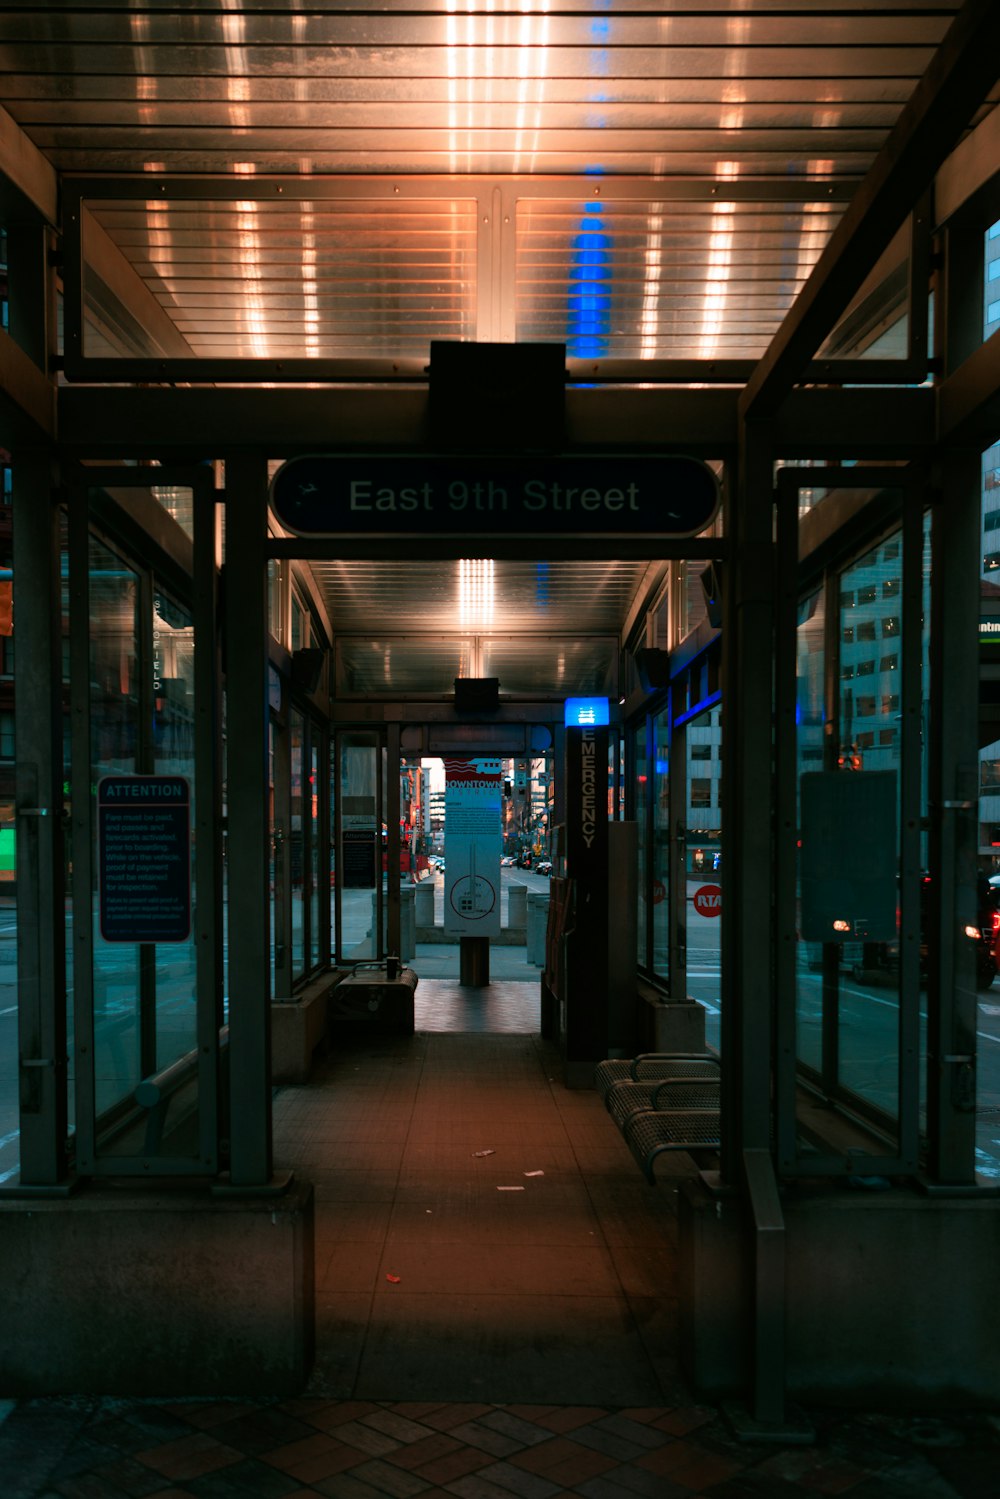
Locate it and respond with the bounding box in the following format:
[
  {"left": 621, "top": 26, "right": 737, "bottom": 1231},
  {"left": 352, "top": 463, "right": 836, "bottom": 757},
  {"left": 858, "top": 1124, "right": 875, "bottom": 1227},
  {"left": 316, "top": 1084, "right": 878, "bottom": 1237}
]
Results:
[
  {"left": 652, "top": 879, "right": 666, "bottom": 905},
  {"left": 693, "top": 884, "right": 722, "bottom": 918}
]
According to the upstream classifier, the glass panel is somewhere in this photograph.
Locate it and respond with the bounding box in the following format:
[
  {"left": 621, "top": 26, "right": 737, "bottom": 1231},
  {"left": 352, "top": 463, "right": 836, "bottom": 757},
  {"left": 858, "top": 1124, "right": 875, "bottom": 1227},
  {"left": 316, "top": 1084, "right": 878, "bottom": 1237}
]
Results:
[
  {"left": 269, "top": 718, "right": 277, "bottom": 1002},
  {"left": 835, "top": 535, "right": 904, "bottom": 1121},
  {"left": 290, "top": 709, "right": 305, "bottom": 978},
  {"left": 795, "top": 587, "right": 826, "bottom": 1076},
  {"left": 516, "top": 197, "right": 844, "bottom": 361},
  {"left": 150, "top": 484, "right": 194, "bottom": 540},
  {"left": 0, "top": 455, "right": 15, "bottom": 1184},
  {"left": 337, "top": 733, "right": 380, "bottom": 963},
  {"left": 88, "top": 536, "right": 141, "bottom": 1121},
  {"left": 634, "top": 723, "right": 648, "bottom": 970},
  {"left": 82, "top": 195, "right": 478, "bottom": 362},
  {"left": 310, "top": 737, "right": 321, "bottom": 971},
  {"left": 686, "top": 706, "right": 722, "bottom": 1052},
  {"left": 984, "top": 217, "right": 1000, "bottom": 340},
  {"left": 651, "top": 706, "right": 670, "bottom": 983}
]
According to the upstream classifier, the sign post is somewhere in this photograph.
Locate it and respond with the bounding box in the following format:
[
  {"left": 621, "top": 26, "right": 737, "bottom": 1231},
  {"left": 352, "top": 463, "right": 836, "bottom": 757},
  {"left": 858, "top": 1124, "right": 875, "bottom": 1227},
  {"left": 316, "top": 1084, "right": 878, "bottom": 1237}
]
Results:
[{"left": 443, "top": 758, "right": 502, "bottom": 984}]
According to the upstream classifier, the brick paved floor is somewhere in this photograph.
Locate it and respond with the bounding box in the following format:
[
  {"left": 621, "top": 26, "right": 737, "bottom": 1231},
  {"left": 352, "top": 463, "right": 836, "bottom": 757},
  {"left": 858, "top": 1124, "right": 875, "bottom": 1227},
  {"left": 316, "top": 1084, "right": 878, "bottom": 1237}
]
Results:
[{"left": 2, "top": 995, "right": 998, "bottom": 1496}]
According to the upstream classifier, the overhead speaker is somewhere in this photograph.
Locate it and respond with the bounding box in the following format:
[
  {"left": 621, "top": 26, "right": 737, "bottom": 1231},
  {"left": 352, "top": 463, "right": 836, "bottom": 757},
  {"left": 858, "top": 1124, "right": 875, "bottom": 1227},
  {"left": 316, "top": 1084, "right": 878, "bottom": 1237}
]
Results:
[
  {"left": 292, "top": 647, "right": 325, "bottom": 694},
  {"left": 634, "top": 648, "right": 671, "bottom": 692},
  {"left": 454, "top": 676, "right": 500, "bottom": 713}
]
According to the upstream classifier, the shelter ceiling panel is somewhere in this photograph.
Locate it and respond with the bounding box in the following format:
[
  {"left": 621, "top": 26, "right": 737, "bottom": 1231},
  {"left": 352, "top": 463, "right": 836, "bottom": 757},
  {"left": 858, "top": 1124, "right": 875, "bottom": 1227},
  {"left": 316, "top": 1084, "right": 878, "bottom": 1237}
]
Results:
[
  {"left": 310, "top": 557, "right": 649, "bottom": 636},
  {"left": 335, "top": 636, "right": 473, "bottom": 697},
  {"left": 480, "top": 634, "right": 619, "bottom": 697},
  {"left": 82, "top": 196, "right": 479, "bottom": 359},
  {"left": 0, "top": 2, "right": 972, "bottom": 178},
  {"left": 517, "top": 196, "right": 846, "bottom": 360}
]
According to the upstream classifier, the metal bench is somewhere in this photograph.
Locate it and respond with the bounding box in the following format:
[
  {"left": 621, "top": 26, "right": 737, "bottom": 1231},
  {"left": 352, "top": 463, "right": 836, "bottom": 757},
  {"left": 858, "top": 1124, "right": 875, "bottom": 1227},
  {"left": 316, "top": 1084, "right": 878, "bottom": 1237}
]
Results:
[
  {"left": 594, "top": 1051, "right": 720, "bottom": 1102},
  {"left": 623, "top": 1108, "right": 722, "bottom": 1184},
  {"left": 605, "top": 1076, "right": 721, "bottom": 1134}
]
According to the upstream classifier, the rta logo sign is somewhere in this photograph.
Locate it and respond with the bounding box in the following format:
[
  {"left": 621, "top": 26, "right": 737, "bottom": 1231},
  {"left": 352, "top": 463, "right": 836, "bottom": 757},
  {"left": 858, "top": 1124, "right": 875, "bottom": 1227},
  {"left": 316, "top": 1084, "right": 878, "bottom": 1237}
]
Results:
[{"left": 693, "top": 884, "right": 722, "bottom": 918}]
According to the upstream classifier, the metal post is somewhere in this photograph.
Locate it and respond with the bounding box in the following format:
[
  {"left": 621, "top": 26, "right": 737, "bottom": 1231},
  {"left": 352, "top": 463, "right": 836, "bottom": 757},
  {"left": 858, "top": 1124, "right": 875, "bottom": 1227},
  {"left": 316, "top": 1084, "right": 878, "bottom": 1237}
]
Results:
[
  {"left": 386, "top": 721, "right": 401, "bottom": 959},
  {"left": 928, "top": 454, "right": 980, "bottom": 1184},
  {"left": 221, "top": 454, "right": 277, "bottom": 1190},
  {"left": 192, "top": 478, "right": 223, "bottom": 1172},
  {"left": 67, "top": 483, "right": 97, "bottom": 1177},
  {"left": 773, "top": 484, "right": 799, "bottom": 1172},
  {"left": 720, "top": 426, "right": 791, "bottom": 1432},
  {"left": 668, "top": 705, "right": 687, "bottom": 997},
  {"left": 11, "top": 447, "right": 68, "bottom": 1191},
  {"left": 721, "top": 429, "right": 776, "bottom": 1173}
]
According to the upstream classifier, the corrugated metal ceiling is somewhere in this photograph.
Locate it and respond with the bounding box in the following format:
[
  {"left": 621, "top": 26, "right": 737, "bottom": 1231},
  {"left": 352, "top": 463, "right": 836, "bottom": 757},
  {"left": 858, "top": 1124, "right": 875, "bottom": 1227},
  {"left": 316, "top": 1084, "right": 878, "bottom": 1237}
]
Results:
[{"left": 0, "top": 2, "right": 989, "bottom": 699}]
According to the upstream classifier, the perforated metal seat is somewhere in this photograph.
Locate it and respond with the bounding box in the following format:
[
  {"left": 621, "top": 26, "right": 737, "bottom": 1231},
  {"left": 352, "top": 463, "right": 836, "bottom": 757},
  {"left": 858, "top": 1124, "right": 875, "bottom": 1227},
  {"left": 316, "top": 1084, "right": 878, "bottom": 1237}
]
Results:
[
  {"left": 594, "top": 1052, "right": 720, "bottom": 1101},
  {"left": 623, "top": 1109, "right": 722, "bottom": 1183},
  {"left": 606, "top": 1078, "right": 721, "bottom": 1133}
]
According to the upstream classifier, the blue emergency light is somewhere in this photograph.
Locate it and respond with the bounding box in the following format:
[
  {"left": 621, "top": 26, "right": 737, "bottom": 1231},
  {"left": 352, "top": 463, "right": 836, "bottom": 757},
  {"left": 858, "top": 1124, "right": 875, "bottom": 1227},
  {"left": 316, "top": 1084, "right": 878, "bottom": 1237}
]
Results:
[{"left": 564, "top": 696, "right": 610, "bottom": 727}]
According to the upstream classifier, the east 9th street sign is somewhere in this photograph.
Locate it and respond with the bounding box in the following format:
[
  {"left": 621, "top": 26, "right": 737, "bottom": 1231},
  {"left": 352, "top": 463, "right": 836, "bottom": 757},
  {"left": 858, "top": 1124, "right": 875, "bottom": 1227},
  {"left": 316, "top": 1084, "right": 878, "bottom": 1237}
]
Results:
[{"left": 269, "top": 454, "right": 719, "bottom": 539}]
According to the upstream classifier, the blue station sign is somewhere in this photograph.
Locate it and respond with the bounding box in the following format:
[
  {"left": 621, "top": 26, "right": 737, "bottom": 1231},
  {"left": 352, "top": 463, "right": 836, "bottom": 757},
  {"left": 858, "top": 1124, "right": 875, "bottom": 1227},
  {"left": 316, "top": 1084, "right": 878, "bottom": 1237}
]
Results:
[{"left": 270, "top": 454, "right": 719, "bottom": 539}]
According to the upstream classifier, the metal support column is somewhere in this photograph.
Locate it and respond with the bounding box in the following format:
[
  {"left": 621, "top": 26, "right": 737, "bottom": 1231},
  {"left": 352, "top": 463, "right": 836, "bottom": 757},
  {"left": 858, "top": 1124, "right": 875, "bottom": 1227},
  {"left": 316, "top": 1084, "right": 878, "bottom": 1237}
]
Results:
[
  {"left": 928, "top": 452, "right": 981, "bottom": 1184},
  {"left": 721, "top": 425, "right": 796, "bottom": 1435},
  {"left": 11, "top": 448, "right": 68, "bottom": 1191},
  {"left": 721, "top": 427, "right": 777, "bottom": 1172},
  {"left": 221, "top": 454, "right": 280, "bottom": 1191},
  {"left": 668, "top": 705, "right": 687, "bottom": 997},
  {"left": 193, "top": 480, "right": 224, "bottom": 1172},
  {"left": 386, "top": 721, "right": 401, "bottom": 959}
]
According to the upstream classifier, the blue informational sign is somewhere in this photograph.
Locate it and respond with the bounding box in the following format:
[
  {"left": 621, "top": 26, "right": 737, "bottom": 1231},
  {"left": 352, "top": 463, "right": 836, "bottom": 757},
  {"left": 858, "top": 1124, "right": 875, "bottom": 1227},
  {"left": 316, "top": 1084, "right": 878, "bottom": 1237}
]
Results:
[
  {"left": 98, "top": 775, "right": 191, "bottom": 943},
  {"left": 269, "top": 453, "right": 720, "bottom": 539},
  {"left": 564, "top": 697, "right": 610, "bottom": 727}
]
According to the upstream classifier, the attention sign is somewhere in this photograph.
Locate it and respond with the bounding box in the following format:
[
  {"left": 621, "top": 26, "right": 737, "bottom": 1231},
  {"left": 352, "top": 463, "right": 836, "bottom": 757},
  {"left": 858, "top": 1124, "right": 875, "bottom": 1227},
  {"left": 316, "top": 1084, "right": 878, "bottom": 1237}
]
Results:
[
  {"left": 98, "top": 775, "right": 191, "bottom": 943},
  {"left": 270, "top": 454, "right": 719, "bottom": 539}
]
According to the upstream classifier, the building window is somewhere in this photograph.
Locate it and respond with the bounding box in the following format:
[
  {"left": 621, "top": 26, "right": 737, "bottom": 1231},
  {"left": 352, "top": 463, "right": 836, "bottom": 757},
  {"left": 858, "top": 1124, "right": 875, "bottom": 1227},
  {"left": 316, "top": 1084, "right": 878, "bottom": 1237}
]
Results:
[
  {"left": 881, "top": 653, "right": 898, "bottom": 672},
  {"left": 842, "top": 626, "right": 855, "bottom": 644},
  {"left": 982, "top": 759, "right": 1000, "bottom": 789},
  {"left": 855, "top": 696, "right": 876, "bottom": 717},
  {"left": 0, "top": 711, "right": 13, "bottom": 759},
  {"left": 881, "top": 616, "right": 900, "bottom": 637},
  {"left": 856, "top": 659, "right": 875, "bottom": 676},
  {"left": 690, "top": 778, "right": 712, "bottom": 808},
  {"left": 857, "top": 583, "right": 877, "bottom": 605},
  {"left": 690, "top": 743, "right": 711, "bottom": 760},
  {"left": 879, "top": 728, "right": 896, "bottom": 746},
  {"left": 840, "top": 590, "right": 855, "bottom": 608},
  {"left": 882, "top": 577, "right": 900, "bottom": 598},
  {"left": 842, "top": 663, "right": 855, "bottom": 679},
  {"left": 857, "top": 620, "right": 877, "bottom": 641},
  {"left": 881, "top": 693, "right": 900, "bottom": 715}
]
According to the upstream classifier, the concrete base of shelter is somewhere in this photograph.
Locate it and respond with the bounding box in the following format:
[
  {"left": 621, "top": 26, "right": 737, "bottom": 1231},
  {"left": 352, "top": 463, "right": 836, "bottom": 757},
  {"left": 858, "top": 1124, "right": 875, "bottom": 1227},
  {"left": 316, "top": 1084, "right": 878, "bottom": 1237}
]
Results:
[
  {"left": 272, "top": 972, "right": 343, "bottom": 1083},
  {"left": 0, "top": 1178, "right": 315, "bottom": 1396},
  {"left": 678, "top": 1177, "right": 1000, "bottom": 1407},
  {"left": 638, "top": 991, "right": 707, "bottom": 1053}
]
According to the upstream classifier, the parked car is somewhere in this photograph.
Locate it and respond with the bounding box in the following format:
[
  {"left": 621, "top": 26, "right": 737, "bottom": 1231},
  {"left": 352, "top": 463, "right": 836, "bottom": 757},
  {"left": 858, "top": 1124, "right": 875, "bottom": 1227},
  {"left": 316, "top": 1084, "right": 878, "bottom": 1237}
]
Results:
[
  {"left": 534, "top": 859, "right": 553, "bottom": 876},
  {"left": 976, "top": 876, "right": 1000, "bottom": 989}
]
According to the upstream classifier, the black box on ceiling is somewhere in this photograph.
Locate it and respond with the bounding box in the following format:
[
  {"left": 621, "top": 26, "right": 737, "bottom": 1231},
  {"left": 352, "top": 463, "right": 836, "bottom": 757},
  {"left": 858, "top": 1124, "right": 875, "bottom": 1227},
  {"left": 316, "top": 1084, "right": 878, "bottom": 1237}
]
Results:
[
  {"left": 429, "top": 341, "right": 566, "bottom": 450},
  {"left": 292, "top": 647, "right": 325, "bottom": 694},
  {"left": 634, "top": 648, "right": 671, "bottom": 691},
  {"left": 454, "top": 676, "right": 500, "bottom": 713}
]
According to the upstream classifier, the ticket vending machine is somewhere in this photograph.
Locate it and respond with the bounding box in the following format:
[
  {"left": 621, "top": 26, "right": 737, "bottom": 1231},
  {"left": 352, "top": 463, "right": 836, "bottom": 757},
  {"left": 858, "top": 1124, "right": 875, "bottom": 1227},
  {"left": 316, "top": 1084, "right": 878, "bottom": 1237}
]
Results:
[{"left": 543, "top": 721, "right": 637, "bottom": 1086}]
